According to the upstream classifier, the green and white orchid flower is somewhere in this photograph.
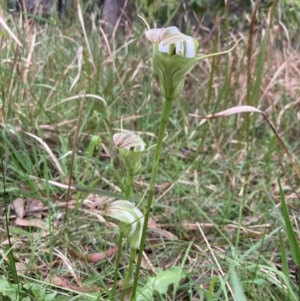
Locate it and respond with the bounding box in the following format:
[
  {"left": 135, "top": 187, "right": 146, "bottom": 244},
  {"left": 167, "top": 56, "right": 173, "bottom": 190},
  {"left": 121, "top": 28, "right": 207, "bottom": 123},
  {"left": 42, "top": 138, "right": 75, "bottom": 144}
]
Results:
[
  {"left": 113, "top": 131, "right": 146, "bottom": 176},
  {"left": 104, "top": 200, "right": 144, "bottom": 249},
  {"left": 145, "top": 26, "right": 241, "bottom": 100}
]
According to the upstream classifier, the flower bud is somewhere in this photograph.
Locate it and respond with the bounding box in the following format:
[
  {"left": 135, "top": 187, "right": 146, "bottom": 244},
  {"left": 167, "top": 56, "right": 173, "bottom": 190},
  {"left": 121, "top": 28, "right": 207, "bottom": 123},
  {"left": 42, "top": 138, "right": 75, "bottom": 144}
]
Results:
[
  {"left": 103, "top": 200, "right": 144, "bottom": 249},
  {"left": 113, "top": 131, "right": 146, "bottom": 176}
]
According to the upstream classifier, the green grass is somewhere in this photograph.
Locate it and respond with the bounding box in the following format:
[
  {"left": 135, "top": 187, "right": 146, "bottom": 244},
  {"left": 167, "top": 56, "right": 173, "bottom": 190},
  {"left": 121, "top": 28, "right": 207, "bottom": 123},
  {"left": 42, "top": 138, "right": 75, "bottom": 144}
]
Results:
[{"left": 1, "top": 2, "right": 300, "bottom": 300}]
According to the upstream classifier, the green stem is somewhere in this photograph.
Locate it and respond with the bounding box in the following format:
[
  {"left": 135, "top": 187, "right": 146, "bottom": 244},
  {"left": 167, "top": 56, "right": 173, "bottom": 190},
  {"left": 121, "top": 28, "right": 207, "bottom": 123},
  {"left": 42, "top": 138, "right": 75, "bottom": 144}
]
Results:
[
  {"left": 120, "top": 248, "right": 137, "bottom": 301},
  {"left": 111, "top": 232, "right": 123, "bottom": 299},
  {"left": 298, "top": 263, "right": 300, "bottom": 301},
  {"left": 111, "top": 174, "right": 134, "bottom": 299},
  {"left": 125, "top": 174, "right": 134, "bottom": 200},
  {"left": 131, "top": 98, "right": 173, "bottom": 299}
]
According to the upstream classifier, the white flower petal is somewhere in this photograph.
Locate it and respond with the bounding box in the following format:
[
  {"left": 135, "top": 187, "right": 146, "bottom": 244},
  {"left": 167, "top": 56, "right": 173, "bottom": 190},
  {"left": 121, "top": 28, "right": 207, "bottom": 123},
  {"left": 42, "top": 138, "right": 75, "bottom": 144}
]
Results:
[
  {"left": 175, "top": 38, "right": 197, "bottom": 58},
  {"left": 104, "top": 201, "right": 144, "bottom": 249},
  {"left": 145, "top": 26, "right": 198, "bottom": 58},
  {"left": 162, "top": 32, "right": 191, "bottom": 46},
  {"left": 158, "top": 41, "right": 171, "bottom": 54},
  {"left": 145, "top": 27, "right": 182, "bottom": 45},
  {"left": 145, "top": 27, "right": 180, "bottom": 44},
  {"left": 105, "top": 203, "right": 135, "bottom": 223},
  {"left": 145, "top": 28, "right": 163, "bottom": 44},
  {"left": 184, "top": 38, "right": 197, "bottom": 58},
  {"left": 113, "top": 132, "right": 145, "bottom": 150}
]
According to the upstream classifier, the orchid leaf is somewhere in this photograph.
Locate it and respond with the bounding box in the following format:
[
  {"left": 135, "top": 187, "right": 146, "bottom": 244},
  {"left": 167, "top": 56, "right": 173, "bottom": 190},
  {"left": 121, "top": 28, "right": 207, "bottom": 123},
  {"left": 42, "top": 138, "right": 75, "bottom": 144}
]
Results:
[{"left": 136, "top": 266, "right": 185, "bottom": 301}]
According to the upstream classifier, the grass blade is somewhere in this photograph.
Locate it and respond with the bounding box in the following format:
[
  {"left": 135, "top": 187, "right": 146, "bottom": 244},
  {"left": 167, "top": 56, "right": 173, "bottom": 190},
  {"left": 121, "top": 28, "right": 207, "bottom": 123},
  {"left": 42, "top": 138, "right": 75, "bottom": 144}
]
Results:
[{"left": 278, "top": 177, "right": 300, "bottom": 266}]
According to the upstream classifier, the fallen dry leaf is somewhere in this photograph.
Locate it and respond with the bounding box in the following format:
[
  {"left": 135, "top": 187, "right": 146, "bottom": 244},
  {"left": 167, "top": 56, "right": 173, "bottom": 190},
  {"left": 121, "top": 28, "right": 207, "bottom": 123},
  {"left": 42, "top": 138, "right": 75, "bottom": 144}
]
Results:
[
  {"left": 68, "top": 247, "right": 118, "bottom": 263},
  {"left": 86, "top": 253, "right": 107, "bottom": 263},
  {"left": 83, "top": 194, "right": 113, "bottom": 210},
  {"left": 11, "top": 198, "right": 25, "bottom": 218},
  {"left": 148, "top": 216, "right": 159, "bottom": 229},
  {"left": 135, "top": 251, "right": 157, "bottom": 274},
  {"left": 151, "top": 228, "right": 178, "bottom": 240},
  {"left": 26, "top": 198, "right": 44, "bottom": 212},
  {"left": 49, "top": 275, "right": 101, "bottom": 293},
  {"left": 87, "top": 247, "right": 118, "bottom": 263},
  {"left": 15, "top": 217, "right": 46, "bottom": 229},
  {"left": 15, "top": 262, "right": 27, "bottom": 274}
]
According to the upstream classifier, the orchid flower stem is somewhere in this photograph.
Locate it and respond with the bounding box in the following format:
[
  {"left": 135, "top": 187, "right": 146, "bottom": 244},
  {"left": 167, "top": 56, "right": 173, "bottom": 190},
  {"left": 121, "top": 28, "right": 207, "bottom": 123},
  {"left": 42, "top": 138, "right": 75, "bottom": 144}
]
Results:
[
  {"left": 111, "top": 233, "right": 123, "bottom": 299},
  {"left": 121, "top": 248, "right": 137, "bottom": 301},
  {"left": 125, "top": 174, "right": 134, "bottom": 200},
  {"left": 131, "top": 97, "right": 173, "bottom": 299},
  {"left": 111, "top": 173, "right": 134, "bottom": 300}
]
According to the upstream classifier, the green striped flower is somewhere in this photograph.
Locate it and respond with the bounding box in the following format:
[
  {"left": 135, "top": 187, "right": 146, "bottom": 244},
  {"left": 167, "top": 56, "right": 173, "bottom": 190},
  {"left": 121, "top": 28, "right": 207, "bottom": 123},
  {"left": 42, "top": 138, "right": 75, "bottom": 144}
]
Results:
[
  {"left": 145, "top": 26, "right": 198, "bottom": 100},
  {"left": 113, "top": 131, "right": 146, "bottom": 176},
  {"left": 145, "top": 26, "right": 240, "bottom": 100},
  {"left": 103, "top": 200, "right": 144, "bottom": 249}
]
